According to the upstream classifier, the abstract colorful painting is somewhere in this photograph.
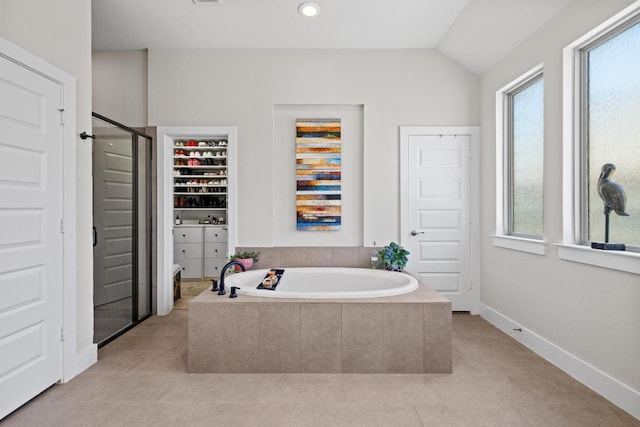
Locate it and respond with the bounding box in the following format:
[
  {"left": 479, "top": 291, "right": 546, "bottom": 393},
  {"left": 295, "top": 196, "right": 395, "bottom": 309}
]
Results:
[{"left": 296, "top": 118, "right": 341, "bottom": 230}]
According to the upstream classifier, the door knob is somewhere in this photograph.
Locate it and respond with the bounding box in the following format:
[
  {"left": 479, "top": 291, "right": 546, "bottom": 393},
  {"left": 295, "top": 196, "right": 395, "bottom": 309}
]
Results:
[{"left": 410, "top": 230, "right": 425, "bottom": 236}]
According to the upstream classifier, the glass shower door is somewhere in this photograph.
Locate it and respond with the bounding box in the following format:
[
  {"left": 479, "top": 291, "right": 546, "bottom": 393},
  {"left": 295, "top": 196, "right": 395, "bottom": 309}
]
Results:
[{"left": 92, "top": 114, "right": 152, "bottom": 345}]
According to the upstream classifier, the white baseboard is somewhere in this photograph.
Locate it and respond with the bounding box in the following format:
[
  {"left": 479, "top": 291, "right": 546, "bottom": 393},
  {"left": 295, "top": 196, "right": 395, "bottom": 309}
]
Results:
[
  {"left": 479, "top": 303, "right": 640, "bottom": 421},
  {"left": 62, "top": 343, "right": 97, "bottom": 382}
]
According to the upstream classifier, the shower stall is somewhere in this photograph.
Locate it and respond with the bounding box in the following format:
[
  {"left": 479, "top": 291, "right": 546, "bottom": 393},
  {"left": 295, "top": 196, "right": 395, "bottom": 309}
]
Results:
[{"left": 91, "top": 113, "right": 154, "bottom": 346}]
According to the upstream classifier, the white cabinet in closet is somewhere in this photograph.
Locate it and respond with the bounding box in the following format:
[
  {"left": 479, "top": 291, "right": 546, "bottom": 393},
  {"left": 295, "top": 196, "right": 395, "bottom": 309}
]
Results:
[
  {"left": 173, "top": 226, "right": 203, "bottom": 280},
  {"left": 204, "top": 226, "right": 228, "bottom": 278},
  {"left": 173, "top": 225, "right": 229, "bottom": 280}
]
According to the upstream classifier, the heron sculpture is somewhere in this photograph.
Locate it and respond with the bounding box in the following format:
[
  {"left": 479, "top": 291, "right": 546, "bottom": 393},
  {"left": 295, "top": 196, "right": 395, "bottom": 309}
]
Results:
[{"left": 593, "top": 163, "right": 629, "bottom": 250}]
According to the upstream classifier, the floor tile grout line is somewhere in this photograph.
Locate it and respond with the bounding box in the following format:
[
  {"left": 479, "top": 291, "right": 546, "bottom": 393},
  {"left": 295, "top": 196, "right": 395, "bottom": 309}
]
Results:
[{"left": 6, "top": 313, "right": 640, "bottom": 425}]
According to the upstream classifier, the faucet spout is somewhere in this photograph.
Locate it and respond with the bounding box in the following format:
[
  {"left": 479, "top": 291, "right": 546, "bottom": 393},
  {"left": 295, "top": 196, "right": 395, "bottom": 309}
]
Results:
[{"left": 218, "top": 260, "right": 245, "bottom": 295}]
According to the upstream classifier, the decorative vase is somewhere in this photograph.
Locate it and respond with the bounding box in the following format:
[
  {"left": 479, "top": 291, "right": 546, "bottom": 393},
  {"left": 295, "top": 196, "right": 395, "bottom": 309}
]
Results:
[{"left": 235, "top": 258, "right": 254, "bottom": 271}]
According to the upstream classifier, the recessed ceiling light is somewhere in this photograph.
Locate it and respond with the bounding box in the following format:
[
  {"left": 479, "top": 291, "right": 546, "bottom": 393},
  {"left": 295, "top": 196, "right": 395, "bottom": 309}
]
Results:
[{"left": 298, "top": 2, "right": 320, "bottom": 18}]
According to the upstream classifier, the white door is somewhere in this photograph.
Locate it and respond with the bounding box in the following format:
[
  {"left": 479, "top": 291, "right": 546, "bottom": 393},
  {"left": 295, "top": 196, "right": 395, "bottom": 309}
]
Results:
[
  {"left": 0, "top": 53, "right": 64, "bottom": 418},
  {"left": 401, "top": 128, "right": 472, "bottom": 311},
  {"left": 93, "top": 131, "right": 133, "bottom": 307}
]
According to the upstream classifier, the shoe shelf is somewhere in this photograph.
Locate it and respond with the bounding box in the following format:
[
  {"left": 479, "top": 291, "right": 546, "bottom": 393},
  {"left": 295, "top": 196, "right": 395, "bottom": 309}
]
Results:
[
  {"left": 173, "top": 139, "right": 228, "bottom": 211},
  {"left": 175, "top": 192, "right": 226, "bottom": 196}
]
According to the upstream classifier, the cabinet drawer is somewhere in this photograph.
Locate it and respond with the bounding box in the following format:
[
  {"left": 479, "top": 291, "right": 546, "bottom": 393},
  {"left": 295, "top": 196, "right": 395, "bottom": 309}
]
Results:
[
  {"left": 178, "top": 258, "right": 203, "bottom": 279},
  {"left": 204, "top": 242, "right": 227, "bottom": 259},
  {"left": 174, "top": 243, "right": 202, "bottom": 260},
  {"left": 204, "top": 226, "right": 228, "bottom": 243},
  {"left": 204, "top": 257, "right": 228, "bottom": 278},
  {"left": 174, "top": 227, "right": 203, "bottom": 243}
]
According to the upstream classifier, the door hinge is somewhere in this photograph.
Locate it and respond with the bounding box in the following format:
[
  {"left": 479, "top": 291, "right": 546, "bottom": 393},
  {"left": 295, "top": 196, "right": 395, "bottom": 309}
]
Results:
[
  {"left": 60, "top": 326, "right": 65, "bottom": 342},
  {"left": 58, "top": 108, "right": 65, "bottom": 125},
  {"left": 60, "top": 219, "right": 64, "bottom": 234}
]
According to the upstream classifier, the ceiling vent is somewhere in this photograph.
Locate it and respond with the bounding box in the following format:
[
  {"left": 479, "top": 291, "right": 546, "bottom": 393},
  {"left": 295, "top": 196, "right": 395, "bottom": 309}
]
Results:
[{"left": 192, "top": 0, "right": 222, "bottom": 5}]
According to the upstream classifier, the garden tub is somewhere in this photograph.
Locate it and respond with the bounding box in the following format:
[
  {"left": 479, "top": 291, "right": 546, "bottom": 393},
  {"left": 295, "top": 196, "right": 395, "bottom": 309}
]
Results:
[{"left": 224, "top": 267, "right": 419, "bottom": 299}]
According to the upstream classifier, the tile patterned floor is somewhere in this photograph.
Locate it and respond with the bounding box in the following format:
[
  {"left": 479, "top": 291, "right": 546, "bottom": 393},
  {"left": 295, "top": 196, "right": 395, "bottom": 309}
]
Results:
[{"left": 3, "top": 312, "right": 639, "bottom": 426}]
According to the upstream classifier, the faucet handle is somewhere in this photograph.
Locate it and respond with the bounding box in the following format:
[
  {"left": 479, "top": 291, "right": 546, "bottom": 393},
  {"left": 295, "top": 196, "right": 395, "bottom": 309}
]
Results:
[
  {"left": 230, "top": 286, "right": 241, "bottom": 298},
  {"left": 211, "top": 279, "right": 219, "bottom": 292}
]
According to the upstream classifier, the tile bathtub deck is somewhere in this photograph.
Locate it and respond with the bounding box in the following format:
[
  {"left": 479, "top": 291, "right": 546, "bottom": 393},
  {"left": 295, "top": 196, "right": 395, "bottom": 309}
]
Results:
[
  {"left": 3, "top": 311, "right": 639, "bottom": 426},
  {"left": 188, "top": 281, "right": 452, "bottom": 374}
]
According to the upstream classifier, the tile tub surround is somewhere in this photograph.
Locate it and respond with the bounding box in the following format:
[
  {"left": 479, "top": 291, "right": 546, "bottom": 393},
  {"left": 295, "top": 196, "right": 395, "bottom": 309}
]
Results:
[
  {"left": 235, "top": 246, "right": 378, "bottom": 269},
  {"left": 188, "top": 280, "right": 452, "bottom": 374}
]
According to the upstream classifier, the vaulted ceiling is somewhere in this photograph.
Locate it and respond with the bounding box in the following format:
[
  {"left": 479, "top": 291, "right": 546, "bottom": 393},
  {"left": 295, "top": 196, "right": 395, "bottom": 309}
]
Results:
[{"left": 92, "top": 0, "right": 574, "bottom": 75}]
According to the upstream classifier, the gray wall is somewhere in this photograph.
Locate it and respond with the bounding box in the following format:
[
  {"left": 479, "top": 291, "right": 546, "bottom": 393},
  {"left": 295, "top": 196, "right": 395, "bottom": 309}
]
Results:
[
  {"left": 1, "top": 0, "right": 94, "bottom": 354},
  {"left": 92, "top": 50, "right": 148, "bottom": 127},
  {"left": 479, "top": 0, "right": 639, "bottom": 393},
  {"left": 146, "top": 49, "right": 479, "bottom": 247},
  {"left": 90, "top": 0, "right": 640, "bottom": 404}
]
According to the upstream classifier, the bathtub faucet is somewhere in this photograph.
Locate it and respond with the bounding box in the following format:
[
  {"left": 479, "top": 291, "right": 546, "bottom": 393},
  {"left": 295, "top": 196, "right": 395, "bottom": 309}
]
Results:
[{"left": 215, "top": 261, "right": 245, "bottom": 296}]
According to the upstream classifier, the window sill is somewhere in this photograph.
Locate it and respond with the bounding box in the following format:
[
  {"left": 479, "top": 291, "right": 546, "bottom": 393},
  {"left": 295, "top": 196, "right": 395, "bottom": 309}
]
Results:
[
  {"left": 556, "top": 244, "right": 640, "bottom": 275},
  {"left": 492, "top": 235, "right": 547, "bottom": 255}
]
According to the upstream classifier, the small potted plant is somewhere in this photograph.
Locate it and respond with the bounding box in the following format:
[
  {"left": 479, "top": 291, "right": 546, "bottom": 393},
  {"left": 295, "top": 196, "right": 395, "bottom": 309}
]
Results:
[
  {"left": 229, "top": 251, "right": 260, "bottom": 271},
  {"left": 378, "top": 242, "right": 409, "bottom": 271}
]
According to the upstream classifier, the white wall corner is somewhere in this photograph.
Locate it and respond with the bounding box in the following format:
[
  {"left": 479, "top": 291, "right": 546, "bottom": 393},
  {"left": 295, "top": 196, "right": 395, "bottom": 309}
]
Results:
[
  {"left": 62, "top": 344, "right": 97, "bottom": 383},
  {"left": 479, "top": 303, "right": 640, "bottom": 421}
]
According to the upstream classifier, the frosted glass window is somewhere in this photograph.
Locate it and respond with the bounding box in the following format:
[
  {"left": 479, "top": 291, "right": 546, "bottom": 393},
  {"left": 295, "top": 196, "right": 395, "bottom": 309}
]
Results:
[
  {"left": 585, "top": 21, "right": 640, "bottom": 247},
  {"left": 509, "top": 77, "right": 544, "bottom": 237}
]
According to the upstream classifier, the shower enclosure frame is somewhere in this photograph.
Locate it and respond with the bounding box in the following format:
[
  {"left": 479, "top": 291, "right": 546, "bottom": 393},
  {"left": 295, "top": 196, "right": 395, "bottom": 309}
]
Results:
[{"left": 92, "top": 112, "right": 154, "bottom": 347}]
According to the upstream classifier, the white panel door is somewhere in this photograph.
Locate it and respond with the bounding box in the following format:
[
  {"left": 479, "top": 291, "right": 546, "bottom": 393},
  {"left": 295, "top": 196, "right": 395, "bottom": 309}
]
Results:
[
  {"left": 93, "top": 133, "right": 133, "bottom": 307},
  {"left": 405, "top": 133, "right": 471, "bottom": 310},
  {"left": 0, "top": 53, "right": 63, "bottom": 418}
]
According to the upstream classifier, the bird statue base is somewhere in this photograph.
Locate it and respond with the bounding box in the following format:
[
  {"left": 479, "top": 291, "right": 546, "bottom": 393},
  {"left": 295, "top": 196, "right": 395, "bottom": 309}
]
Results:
[
  {"left": 591, "top": 242, "right": 626, "bottom": 251},
  {"left": 593, "top": 163, "right": 629, "bottom": 252}
]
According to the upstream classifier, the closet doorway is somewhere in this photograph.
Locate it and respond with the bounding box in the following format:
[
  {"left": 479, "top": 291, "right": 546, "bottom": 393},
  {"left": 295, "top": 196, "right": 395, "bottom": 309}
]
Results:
[{"left": 92, "top": 113, "right": 153, "bottom": 346}]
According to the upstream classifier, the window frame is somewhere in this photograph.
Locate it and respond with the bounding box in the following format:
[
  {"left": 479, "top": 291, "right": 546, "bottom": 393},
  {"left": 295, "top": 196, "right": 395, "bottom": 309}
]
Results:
[
  {"left": 493, "top": 64, "right": 547, "bottom": 255},
  {"left": 559, "top": 2, "right": 640, "bottom": 274}
]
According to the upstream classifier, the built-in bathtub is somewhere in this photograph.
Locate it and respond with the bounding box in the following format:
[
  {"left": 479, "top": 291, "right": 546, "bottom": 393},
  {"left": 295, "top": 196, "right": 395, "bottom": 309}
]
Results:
[
  {"left": 188, "top": 267, "right": 452, "bottom": 374},
  {"left": 225, "top": 267, "right": 419, "bottom": 299}
]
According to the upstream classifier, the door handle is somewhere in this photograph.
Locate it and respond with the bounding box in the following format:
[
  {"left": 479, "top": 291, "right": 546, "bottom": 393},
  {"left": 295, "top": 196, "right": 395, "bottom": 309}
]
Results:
[
  {"left": 93, "top": 226, "right": 98, "bottom": 247},
  {"left": 410, "top": 230, "right": 425, "bottom": 236}
]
